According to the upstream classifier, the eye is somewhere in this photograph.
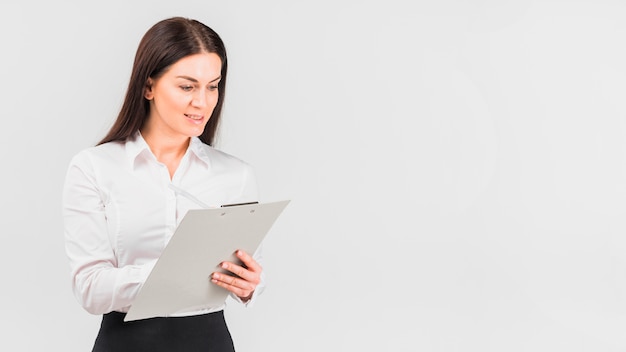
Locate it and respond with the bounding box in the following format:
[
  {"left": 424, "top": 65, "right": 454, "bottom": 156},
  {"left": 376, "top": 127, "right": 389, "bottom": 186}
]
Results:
[
  {"left": 180, "top": 85, "right": 194, "bottom": 92},
  {"left": 208, "top": 85, "right": 219, "bottom": 91}
]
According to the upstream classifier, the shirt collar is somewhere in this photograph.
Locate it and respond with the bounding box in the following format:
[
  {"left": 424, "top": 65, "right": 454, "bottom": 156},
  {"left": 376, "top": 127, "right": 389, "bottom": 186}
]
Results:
[
  {"left": 125, "top": 131, "right": 153, "bottom": 168},
  {"left": 125, "top": 131, "right": 212, "bottom": 169},
  {"left": 187, "top": 136, "right": 212, "bottom": 168}
]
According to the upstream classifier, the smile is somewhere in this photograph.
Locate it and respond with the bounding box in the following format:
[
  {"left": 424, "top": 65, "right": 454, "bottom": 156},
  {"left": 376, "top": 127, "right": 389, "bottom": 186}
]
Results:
[{"left": 185, "top": 114, "right": 204, "bottom": 121}]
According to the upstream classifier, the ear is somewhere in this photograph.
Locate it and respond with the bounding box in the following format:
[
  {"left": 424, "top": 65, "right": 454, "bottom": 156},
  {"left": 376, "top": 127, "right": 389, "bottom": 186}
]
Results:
[{"left": 144, "top": 78, "right": 154, "bottom": 100}]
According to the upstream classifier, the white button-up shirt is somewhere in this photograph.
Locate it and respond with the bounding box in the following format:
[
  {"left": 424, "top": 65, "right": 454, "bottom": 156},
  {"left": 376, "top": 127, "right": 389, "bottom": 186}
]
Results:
[{"left": 62, "top": 132, "right": 262, "bottom": 316}]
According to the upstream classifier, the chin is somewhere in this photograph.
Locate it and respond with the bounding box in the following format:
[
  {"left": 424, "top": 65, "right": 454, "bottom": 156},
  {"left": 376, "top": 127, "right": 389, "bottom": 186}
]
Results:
[{"left": 187, "top": 127, "right": 206, "bottom": 137}]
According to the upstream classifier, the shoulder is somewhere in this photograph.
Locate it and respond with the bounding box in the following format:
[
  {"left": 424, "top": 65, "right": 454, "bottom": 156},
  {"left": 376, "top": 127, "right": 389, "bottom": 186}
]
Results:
[
  {"left": 67, "top": 141, "right": 126, "bottom": 170},
  {"left": 191, "top": 139, "right": 254, "bottom": 173}
]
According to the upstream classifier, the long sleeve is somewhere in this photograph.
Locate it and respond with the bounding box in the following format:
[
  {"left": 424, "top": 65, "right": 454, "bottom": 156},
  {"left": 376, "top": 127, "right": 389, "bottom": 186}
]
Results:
[{"left": 62, "top": 153, "right": 156, "bottom": 315}]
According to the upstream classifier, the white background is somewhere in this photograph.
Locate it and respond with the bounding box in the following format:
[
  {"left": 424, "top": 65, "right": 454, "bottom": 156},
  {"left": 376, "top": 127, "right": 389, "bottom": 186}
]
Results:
[{"left": 2, "top": 0, "right": 626, "bottom": 351}]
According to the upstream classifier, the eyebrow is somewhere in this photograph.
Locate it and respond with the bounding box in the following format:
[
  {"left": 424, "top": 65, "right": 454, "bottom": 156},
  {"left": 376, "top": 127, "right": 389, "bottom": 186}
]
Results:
[{"left": 176, "top": 75, "right": 222, "bottom": 83}]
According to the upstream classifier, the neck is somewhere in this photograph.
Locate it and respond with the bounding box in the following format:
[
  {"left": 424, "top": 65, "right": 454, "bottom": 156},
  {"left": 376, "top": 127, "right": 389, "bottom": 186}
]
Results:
[{"left": 140, "top": 127, "right": 190, "bottom": 180}]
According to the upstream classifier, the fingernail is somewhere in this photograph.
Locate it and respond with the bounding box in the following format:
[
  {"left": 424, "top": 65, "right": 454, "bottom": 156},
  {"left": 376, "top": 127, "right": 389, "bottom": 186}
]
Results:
[{"left": 221, "top": 262, "right": 228, "bottom": 269}]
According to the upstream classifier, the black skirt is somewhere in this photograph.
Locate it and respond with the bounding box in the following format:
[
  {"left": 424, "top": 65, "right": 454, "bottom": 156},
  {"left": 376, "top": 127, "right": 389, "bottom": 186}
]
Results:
[{"left": 92, "top": 310, "right": 235, "bottom": 352}]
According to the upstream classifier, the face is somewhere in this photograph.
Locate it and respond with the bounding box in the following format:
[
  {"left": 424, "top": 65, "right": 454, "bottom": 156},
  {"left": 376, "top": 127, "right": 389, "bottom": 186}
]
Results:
[{"left": 143, "top": 53, "right": 222, "bottom": 141}]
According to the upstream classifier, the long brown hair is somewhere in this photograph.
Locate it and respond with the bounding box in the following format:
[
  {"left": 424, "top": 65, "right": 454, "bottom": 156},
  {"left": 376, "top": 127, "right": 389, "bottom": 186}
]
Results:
[{"left": 98, "top": 17, "right": 228, "bottom": 146}]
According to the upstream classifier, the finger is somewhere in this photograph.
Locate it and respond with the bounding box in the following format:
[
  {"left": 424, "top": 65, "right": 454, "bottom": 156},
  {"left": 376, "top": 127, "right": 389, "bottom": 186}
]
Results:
[
  {"left": 219, "top": 260, "right": 258, "bottom": 284},
  {"left": 211, "top": 272, "right": 253, "bottom": 290},
  {"left": 235, "top": 250, "right": 262, "bottom": 273},
  {"left": 211, "top": 272, "right": 254, "bottom": 297}
]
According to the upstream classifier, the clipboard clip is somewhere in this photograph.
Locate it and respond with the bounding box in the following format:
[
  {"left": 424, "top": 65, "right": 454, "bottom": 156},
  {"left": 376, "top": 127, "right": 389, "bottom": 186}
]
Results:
[{"left": 221, "top": 201, "right": 259, "bottom": 208}]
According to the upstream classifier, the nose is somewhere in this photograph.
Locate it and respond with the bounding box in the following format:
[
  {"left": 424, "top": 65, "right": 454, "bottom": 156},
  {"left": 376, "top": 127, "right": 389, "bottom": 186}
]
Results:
[{"left": 191, "top": 90, "right": 208, "bottom": 108}]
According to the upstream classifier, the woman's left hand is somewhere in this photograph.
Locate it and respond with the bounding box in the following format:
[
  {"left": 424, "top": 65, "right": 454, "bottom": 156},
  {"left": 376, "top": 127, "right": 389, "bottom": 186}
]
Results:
[{"left": 211, "top": 249, "right": 262, "bottom": 301}]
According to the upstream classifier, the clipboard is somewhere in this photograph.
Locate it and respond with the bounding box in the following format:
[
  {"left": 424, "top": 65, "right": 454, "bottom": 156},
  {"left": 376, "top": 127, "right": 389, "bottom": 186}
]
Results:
[{"left": 124, "top": 200, "right": 290, "bottom": 322}]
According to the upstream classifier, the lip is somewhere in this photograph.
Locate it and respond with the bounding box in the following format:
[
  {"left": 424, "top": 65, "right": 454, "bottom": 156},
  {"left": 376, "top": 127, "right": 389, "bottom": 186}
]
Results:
[{"left": 184, "top": 114, "right": 204, "bottom": 124}]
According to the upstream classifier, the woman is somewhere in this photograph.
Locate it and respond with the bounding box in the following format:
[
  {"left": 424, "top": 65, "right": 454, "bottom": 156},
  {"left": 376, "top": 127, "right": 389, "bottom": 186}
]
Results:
[{"left": 62, "top": 17, "right": 263, "bottom": 351}]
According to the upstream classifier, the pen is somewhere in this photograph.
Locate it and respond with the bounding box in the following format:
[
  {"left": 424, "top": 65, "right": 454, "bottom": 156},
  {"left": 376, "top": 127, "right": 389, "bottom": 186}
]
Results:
[
  {"left": 168, "top": 184, "right": 215, "bottom": 209},
  {"left": 168, "top": 184, "right": 259, "bottom": 208}
]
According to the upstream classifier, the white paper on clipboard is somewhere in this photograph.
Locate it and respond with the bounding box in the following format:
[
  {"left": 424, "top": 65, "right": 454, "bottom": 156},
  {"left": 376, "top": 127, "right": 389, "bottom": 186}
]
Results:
[{"left": 124, "top": 200, "right": 290, "bottom": 322}]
